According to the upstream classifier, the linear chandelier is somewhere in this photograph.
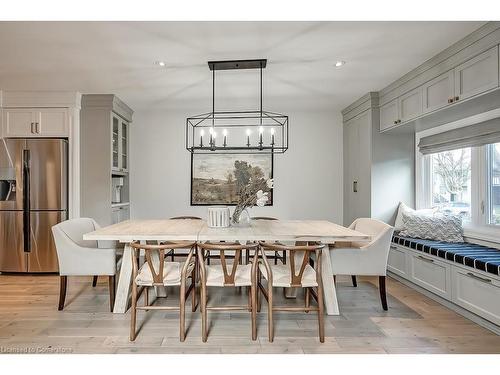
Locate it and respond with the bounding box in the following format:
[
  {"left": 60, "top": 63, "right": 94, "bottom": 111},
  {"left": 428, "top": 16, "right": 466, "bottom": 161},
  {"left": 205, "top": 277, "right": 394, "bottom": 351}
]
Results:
[{"left": 186, "top": 59, "right": 288, "bottom": 154}]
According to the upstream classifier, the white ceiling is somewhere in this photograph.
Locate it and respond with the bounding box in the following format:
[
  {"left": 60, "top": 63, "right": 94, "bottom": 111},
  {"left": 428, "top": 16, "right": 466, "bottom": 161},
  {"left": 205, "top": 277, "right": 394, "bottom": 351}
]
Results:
[{"left": 0, "top": 21, "right": 485, "bottom": 111}]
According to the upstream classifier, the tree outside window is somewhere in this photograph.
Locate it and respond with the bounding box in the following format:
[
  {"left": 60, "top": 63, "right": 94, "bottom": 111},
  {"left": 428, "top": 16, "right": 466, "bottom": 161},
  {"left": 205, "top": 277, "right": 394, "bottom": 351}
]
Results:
[
  {"left": 489, "top": 143, "right": 500, "bottom": 225},
  {"left": 431, "top": 148, "right": 471, "bottom": 221}
]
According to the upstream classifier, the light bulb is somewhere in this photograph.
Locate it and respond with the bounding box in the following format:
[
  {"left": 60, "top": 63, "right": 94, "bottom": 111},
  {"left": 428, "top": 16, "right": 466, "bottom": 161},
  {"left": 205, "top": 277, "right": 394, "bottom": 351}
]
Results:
[
  {"left": 246, "top": 129, "right": 251, "bottom": 136},
  {"left": 212, "top": 131, "right": 217, "bottom": 138},
  {"left": 223, "top": 129, "right": 228, "bottom": 136},
  {"left": 271, "top": 128, "right": 275, "bottom": 135},
  {"left": 209, "top": 127, "right": 214, "bottom": 135},
  {"left": 259, "top": 126, "right": 264, "bottom": 134},
  {"left": 200, "top": 129, "right": 205, "bottom": 136}
]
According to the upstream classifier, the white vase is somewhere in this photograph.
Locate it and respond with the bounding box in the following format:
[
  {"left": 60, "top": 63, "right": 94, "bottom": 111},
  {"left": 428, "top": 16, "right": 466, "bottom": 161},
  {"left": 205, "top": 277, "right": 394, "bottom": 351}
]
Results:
[{"left": 207, "top": 206, "right": 230, "bottom": 228}]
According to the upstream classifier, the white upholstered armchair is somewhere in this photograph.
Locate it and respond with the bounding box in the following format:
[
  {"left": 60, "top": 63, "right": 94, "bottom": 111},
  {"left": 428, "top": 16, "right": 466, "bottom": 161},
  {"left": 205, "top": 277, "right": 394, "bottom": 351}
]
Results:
[
  {"left": 329, "top": 218, "right": 394, "bottom": 310},
  {"left": 51, "top": 218, "right": 117, "bottom": 311}
]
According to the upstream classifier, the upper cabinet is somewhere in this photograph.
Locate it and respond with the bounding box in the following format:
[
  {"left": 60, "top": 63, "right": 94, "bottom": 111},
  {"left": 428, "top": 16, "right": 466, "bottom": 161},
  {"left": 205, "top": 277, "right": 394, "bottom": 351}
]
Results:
[
  {"left": 454, "top": 46, "right": 499, "bottom": 102},
  {"left": 399, "top": 87, "right": 423, "bottom": 123},
  {"left": 379, "top": 42, "right": 500, "bottom": 132},
  {"left": 112, "top": 114, "right": 129, "bottom": 173},
  {"left": 422, "top": 70, "right": 455, "bottom": 114},
  {"left": 380, "top": 86, "right": 423, "bottom": 131},
  {"left": 380, "top": 99, "right": 399, "bottom": 131},
  {"left": 2, "top": 108, "right": 68, "bottom": 137}
]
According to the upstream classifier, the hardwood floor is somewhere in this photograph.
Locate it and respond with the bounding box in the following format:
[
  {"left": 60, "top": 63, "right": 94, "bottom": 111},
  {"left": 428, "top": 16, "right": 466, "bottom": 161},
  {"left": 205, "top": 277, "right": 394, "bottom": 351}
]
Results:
[{"left": 0, "top": 274, "right": 499, "bottom": 354}]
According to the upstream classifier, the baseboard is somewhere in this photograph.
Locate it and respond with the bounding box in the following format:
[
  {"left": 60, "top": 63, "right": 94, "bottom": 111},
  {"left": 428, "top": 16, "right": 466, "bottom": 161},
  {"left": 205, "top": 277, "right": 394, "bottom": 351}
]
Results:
[{"left": 388, "top": 271, "right": 500, "bottom": 336}]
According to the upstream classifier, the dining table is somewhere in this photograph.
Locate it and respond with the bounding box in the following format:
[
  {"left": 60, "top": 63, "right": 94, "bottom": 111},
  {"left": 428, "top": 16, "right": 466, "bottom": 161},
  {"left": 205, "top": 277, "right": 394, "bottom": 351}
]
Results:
[{"left": 83, "top": 219, "right": 371, "bottom": 315}]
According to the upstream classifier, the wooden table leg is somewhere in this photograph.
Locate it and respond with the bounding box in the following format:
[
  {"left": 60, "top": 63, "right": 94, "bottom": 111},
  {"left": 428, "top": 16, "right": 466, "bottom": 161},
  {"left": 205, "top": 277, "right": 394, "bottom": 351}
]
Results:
[
  {"left": 113, "top": 243, "right": 133, "bottom": 313},
  {"left": 321, "top": 245, "right": 339, "bottom": 315}
]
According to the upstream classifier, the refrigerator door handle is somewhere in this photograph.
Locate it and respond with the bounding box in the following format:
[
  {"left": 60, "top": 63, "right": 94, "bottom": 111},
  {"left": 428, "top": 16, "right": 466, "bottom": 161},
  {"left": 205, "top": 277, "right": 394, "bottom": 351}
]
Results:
[{"left": 22, "top": 149, "right": 31, "bottom": 253}]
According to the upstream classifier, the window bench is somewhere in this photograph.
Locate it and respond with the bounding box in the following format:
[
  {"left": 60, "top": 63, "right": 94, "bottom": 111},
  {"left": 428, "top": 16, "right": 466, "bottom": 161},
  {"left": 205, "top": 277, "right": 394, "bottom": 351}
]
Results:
[{"left": 388, "top": 235, "right": 500, "bottom": 332}]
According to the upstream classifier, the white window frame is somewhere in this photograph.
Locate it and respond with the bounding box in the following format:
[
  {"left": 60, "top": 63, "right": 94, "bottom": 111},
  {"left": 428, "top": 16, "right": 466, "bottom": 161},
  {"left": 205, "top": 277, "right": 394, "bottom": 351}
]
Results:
[{"left": 415, "top": 109, "right": 500, "bottom": 244}]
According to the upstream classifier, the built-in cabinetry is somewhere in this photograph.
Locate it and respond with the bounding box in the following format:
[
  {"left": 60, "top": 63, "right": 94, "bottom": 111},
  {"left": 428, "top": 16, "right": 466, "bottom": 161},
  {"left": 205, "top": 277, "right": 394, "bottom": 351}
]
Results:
[
  {"left": 111, "top": 203, "right": 130, "bottom": 224},
  {"left": 422, "top": 70, "right": 455, "bottom": 114},
  {"left": 80, "top": 94, "right": 133, "bottom": 226},
  {"left": 388, "top": 244, "right": 500, "bottom": 328},
  {"left": 342, "top": 93, "right": 414, "bottom": 226},
  {"left": 112, "top": 115, "right": 129, "bottom": 173},
  {"left": 0, "top": 90, "right": 81, "bottom": 218},
  {"left": 379, "top": 24, "right": 500, "bottom": 132},
  {"left": 2, "top": 108, "right": 69, "bottom": 137}
]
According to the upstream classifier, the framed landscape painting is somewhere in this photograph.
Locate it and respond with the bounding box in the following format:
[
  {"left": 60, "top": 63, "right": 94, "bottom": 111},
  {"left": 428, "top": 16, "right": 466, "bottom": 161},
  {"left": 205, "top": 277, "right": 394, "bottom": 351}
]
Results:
[{"left": 191, "top": 154, "right": 273, "bottom": 206}]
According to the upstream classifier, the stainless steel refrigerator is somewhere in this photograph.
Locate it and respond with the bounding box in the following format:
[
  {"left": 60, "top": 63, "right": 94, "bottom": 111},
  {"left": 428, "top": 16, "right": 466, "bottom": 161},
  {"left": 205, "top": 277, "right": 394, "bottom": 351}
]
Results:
[{"left": 0, "top": 138, "right": 68, "bottom": 272}]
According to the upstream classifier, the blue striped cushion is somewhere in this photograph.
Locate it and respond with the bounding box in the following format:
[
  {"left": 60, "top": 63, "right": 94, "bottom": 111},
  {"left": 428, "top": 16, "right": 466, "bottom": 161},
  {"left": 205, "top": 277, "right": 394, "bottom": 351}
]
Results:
[{"left": 392, "top": 235, "right": 500, "bottom": 276}]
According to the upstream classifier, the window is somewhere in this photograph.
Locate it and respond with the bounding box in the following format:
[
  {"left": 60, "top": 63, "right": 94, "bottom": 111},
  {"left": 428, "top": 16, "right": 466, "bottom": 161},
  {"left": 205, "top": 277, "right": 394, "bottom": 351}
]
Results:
[
  {"left": 488, "top": 143, "right": 500, "bottom": 225},
  {"left": 430, "top": 148, "right": 472, "bottom": 222},
  {"left": 418, "top": 132, "right": 500, "bottom": 238}
]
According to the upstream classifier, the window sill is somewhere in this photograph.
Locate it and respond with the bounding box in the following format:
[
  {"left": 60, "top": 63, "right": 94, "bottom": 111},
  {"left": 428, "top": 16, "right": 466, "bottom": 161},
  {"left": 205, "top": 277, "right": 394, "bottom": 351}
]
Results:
[{"left": 463, "top": 225, "right": 500, "bottom": 246}]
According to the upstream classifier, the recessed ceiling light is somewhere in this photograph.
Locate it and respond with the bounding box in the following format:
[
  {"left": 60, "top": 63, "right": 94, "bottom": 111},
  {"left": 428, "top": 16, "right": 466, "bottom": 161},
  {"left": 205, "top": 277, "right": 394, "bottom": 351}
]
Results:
[
  {"left": 155, "top": 61, "right": 166, "bottom": 67},
  {"left": 335, "top": 61, "right": 346, "bottom": 68}
]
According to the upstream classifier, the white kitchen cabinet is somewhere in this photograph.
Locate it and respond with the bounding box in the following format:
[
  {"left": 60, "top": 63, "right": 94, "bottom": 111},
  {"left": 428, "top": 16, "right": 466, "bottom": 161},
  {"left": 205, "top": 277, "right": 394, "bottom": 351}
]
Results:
[
  {"left": 343, "top": 93, "right": 414, "bottom": 226},
  {"left": 111, "top": 205, "right": 130, "bottom": 224},
  {"left": 81, "top": 94, "right": 133, "bottom": 227},
  {"left": 112, "top": 115, "right": 129, "bottom": 173},
  {"left": 454, "top": 46, "right": 499, "bottom": 102},
  {"left": 2, "top": 108, "right": 68, "bottom": 137},
  {"left": 422, "top": 70, "right": 455, "bottom": 114},
  {"left": 38, "top": 108, "right": 68, "bottom": 136},
  {"left": 343, "top": 111, "right": 371, "bottom": 225},
  {"left": 120, "top": 119, "right": 129, "bottom": 172},
  {"left": 379, "top": 98, "right": 399, "bottom": 131},
  {"left": 399, "top": 87, "right": 423, "bottom": 122},
  {"left": 2, "top": 108, "right": 34, "bottom": 136},
  {"left": 452, "top": 267, "right": 500, "bottom": 326}
]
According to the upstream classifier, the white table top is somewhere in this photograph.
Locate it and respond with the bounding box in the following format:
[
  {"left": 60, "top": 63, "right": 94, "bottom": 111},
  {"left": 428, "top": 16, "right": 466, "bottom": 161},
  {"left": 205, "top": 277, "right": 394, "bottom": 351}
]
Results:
[{"left": 83, "top": 219, "right": 371, "bottom": 243}]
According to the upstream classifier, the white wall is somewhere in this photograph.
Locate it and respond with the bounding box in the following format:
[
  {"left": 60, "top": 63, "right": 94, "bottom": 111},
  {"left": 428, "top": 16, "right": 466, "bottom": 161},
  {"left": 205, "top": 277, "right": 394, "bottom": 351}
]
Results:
[{"left": 129, "top": 106, "right": 343, "bottom": 223}]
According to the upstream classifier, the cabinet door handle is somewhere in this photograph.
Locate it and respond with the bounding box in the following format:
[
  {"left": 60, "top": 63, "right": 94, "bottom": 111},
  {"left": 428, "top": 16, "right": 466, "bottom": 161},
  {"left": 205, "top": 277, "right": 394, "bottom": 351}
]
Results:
[
  {"left": 390, "top": 245, "right": 397, "bottom": 250},
  {"left": 30, "top": 122, "right": 34, "bottom": 134},
  {"left": 455, "top": 96, "right": 459, "bottom": 102},
  {"left": 466, "top": 272, "right": 491, "bottom": 283},
  {"left": 35, "top": 122, "right": 40, "bottom": 133},
  {"left": 418, "top": 255, "right": 434, "bottom": 263},
  {"left": 448, "top": 98, "right": 453, "bottom": 103},
  {"left": 353, "top": 180, "right": 358, "bottom": 193},
  {"left": 393, "top": 120, "right": 397, "bottom": 125}
]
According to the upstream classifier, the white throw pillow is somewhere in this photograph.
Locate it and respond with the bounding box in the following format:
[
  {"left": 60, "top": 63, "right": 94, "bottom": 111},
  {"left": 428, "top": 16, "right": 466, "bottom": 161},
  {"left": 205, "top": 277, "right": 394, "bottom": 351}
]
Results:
[
  {"left": 398, "top": 213, "right": 464, "bottom": 243},
  {"left": 394, "top": 202, "right": 436, "bottom": 232}
]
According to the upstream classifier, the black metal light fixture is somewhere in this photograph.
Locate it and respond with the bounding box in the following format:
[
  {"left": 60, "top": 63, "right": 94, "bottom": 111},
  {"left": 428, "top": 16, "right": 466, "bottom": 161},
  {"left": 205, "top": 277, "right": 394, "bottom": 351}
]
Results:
[{"left": 186, "top": 59, "right": 288, "bottom": 154}]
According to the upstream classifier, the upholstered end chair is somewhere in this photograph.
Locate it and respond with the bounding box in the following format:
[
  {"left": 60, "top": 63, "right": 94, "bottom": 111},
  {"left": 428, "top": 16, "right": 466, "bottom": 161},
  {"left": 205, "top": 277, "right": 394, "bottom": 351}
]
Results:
[
  {"left": 51, "top": 218, "right": 117, "bottom": 311},
  {"left": 329, "top": 218, "right": 394, "bottom": 310}
]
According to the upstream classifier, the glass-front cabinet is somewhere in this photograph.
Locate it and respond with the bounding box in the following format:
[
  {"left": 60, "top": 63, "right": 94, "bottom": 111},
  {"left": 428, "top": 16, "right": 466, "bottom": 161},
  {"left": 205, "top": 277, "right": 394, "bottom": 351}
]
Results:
[
  {"left": 111, "top": 114, "right": 129, "bottom": 173},
  {"left": 121, "top": 121, "right": 128, "bottom": 171},
  {"left": 112, "top": 116, "right": 119, "bottom": 170}
]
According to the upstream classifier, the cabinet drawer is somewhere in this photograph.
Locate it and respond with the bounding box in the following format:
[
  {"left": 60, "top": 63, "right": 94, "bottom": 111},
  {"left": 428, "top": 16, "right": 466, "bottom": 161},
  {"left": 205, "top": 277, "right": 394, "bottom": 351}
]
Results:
[
  {"left": 409, "top": 253, "right": 452, "bottom": 299},
  {"left": 111, "top": 205, "right": 130, "bottom": 224},
  {"left": 452, "top": 268, "right": 500, "bottom": 326},
  {"left": 387, "top": 245, "right": 409, "bottom": 277}
]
